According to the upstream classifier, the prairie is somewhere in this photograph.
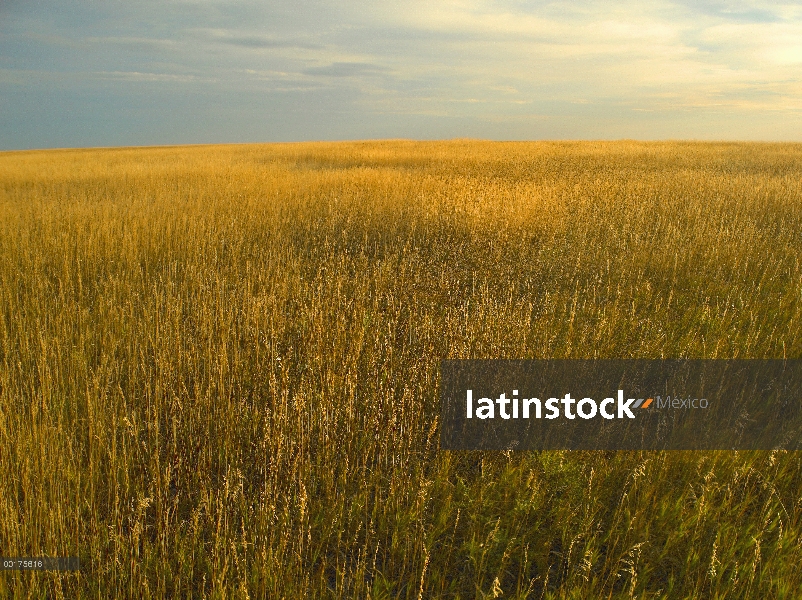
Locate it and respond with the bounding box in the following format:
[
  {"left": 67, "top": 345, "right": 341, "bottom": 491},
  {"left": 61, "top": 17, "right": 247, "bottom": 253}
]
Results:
[{"left": 1, "top": 140, "right": 802, "bottom": 598}]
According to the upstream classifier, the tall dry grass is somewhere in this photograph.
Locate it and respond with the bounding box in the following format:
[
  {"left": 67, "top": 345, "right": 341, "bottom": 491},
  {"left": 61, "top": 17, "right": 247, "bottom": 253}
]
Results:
[{"left": 1, "top": 140, "right": 802, "bottom": 598}]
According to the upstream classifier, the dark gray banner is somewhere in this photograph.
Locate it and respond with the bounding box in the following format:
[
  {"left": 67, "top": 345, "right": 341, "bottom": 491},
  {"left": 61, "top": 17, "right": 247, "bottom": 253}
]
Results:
[
  {"left": 440, "top": 360, "right": 802, "bottom": 450},
  {"left": 0, "top": 557, "right": 80, "bottom": 571}
]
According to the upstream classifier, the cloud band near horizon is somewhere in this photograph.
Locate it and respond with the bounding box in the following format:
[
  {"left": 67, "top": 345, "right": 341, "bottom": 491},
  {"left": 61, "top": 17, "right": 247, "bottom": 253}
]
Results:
[{"left": 1, "top": 0, "right": 801, "bottom": 149}]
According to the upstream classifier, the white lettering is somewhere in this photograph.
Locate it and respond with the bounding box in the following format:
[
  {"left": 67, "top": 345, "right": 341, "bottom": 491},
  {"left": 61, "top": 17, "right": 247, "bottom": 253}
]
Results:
[
  {"left": 577, "top": 398, "right": 597, "bottom": 419},
  {"left": 600, "top": 398, "right": 615, "bottom": 419},
  {"left": 618, "top": 389, "right": 636, "bottom": 419}
]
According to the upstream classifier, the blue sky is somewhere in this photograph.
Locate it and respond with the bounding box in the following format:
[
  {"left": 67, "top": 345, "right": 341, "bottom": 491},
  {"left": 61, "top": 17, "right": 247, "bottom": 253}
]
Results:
[{"left": 1, "top": 0, "right": 801, "bottom": 149}]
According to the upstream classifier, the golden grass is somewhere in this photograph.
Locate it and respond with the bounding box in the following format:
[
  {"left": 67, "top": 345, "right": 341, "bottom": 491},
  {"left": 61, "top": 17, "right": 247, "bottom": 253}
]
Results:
[{"left": 1, "top": 140, "right": 802, "bottom": 598}]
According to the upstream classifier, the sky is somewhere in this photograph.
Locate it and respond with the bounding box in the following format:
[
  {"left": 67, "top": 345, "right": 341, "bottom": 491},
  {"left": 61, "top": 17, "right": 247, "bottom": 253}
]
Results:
[{"left": 1, "top": 0, "right": 801, "bottom": 149}]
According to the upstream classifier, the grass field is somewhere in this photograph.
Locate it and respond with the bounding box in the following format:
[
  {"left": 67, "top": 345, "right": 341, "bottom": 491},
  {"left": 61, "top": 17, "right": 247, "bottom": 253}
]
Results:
[{"left": 1, "top": 140, "right": 802, "bottom": 598}]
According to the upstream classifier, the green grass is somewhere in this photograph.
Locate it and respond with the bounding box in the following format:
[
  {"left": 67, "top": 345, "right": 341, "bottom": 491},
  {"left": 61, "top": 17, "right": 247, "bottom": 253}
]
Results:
[{"left": 1, "top": 140, "right": 802, "bottom": 598}]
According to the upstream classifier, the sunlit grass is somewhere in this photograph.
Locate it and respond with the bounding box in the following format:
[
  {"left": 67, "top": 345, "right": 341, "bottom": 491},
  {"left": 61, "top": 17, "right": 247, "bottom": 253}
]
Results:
[{"left": 1, "top": 140, "right": 801, "bottom": 598}]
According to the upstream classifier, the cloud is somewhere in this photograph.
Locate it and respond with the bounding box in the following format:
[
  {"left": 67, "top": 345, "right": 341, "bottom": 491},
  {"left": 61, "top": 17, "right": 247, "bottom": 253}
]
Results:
[
  {"left": 1, "top": 0, "right": 801, "bottom": 147},
  {"left": 85, "top": 36, "right": 181, "bottom": 50},
  {"left": 349, "top": 0, "right": 802, "bottom": 114},
  {"left": 304, "top": 62, "right": 390, "bottom": 77},
  {"left": 699, "top": 21, "right": 802, "bottom": 65},
  {"left": 194, "top": 28, "right": 323, "bottom": 50},
  {"left": 95, "top": 71, "right": 211, "bottom": 83}
]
